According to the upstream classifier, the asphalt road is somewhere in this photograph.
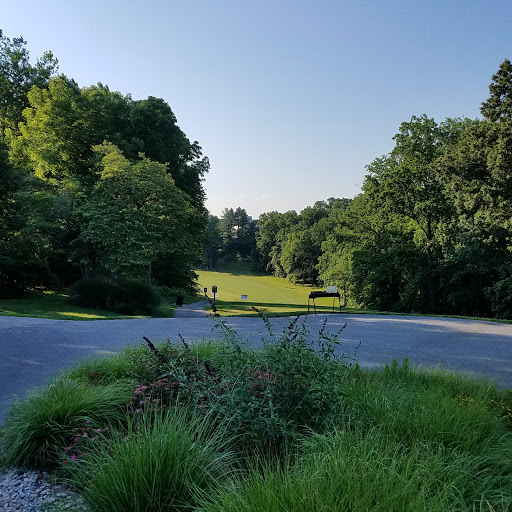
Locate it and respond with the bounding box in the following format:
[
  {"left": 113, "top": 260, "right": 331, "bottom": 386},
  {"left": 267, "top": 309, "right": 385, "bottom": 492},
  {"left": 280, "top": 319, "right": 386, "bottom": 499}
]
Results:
[{"left": 1, "top": 313, "right": 512, "bottom": 423}]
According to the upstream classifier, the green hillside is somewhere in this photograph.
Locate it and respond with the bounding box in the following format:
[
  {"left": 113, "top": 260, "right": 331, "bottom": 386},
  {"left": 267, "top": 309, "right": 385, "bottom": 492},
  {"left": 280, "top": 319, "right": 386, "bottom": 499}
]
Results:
[{"left": 196, "top": 260, "right": 342, "bottom": 316}]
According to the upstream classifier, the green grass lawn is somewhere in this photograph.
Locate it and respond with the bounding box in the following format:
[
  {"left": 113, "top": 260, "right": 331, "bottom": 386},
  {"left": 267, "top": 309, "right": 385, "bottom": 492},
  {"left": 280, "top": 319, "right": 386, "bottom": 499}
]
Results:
[
  {"left": 0, "top": 289, "right": 197, "bottom": 321},
  {"left": 0, "top": 290, "right": 145, "bottom": 320},
  {"left": 196, "top": 259, "right": 343, "bottom": 316},
  {"left": 196, "top": 260, "right": 512, "bottom": 321},
  {"left": 3, "top": 261, "right": 508, "bottom": 322}
]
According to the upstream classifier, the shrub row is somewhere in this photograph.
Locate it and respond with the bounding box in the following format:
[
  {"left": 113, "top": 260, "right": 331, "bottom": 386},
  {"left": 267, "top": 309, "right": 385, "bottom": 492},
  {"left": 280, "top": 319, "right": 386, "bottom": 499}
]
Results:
[{"left": 69, "top": 277, "right": 161, "bottom": 315}]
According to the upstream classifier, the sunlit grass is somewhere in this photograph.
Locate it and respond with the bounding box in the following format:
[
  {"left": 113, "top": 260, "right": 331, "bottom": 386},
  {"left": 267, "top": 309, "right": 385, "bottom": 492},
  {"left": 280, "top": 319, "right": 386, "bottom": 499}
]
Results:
[
  {"left": 0, "top": 287, "right": 204, "bottom": 321},
  {"left": 0, "top": 290, "right": 145, "bottom": 321},
  {"left": 57, "top": 311, "right": 114, "bottom": 319},
  {"left": 196, "top": 260, "right": 341, "bottom": 317},
  {"left": 196, "top": 260, "right": 512, "bottom": 321}
]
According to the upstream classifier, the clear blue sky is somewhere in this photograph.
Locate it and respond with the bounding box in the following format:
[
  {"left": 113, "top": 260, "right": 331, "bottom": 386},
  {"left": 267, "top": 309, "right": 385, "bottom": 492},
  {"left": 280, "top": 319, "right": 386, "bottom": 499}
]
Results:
[{"left": 2, "top": 0, "right": 511, "bottom": 218}]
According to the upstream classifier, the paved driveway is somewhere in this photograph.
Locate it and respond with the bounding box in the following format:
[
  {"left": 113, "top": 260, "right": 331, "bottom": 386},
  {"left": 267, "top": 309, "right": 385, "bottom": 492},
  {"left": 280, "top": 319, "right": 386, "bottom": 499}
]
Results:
[{"left": 1, "top": 313, "right": 512, "bottom": 423}]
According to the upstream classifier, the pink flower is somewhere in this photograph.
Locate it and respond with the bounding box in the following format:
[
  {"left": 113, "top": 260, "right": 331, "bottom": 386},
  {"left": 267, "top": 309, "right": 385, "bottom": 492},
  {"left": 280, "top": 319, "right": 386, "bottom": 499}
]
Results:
[
  {"left": 135, "top": 408, "right": 143, "bottom": 414},
  {"left": 70, "top": 454, "right": 78, "bottom": 461},
  {"left": 85, "top": 420, "right": 91, "bottom": 424}
]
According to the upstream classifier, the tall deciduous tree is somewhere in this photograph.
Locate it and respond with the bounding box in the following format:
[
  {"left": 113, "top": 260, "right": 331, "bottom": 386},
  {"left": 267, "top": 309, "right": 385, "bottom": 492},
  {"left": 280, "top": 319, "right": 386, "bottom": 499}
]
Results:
[
  {"left": 0, "top": 31, "right": 209, "bottom": 291},
  {"left": 10, "top": 76, "right": 97, "bottom": 189},
  {"left": 436, "top": 119, "right": 512, "bottom": 316},
  {"left": 0, "top": 31, "right": 58, "bottom": 132},
  {"left": 10, "top": 77, "right": 208, "bottom": 202},
  {"left": 280, "top": 229, "right": 319, "bottom": 285},
  {"left": 79, "top": 143, "right": 201, "bottom": 279},
  {"left": 363, "top": 116, "right": 468, "bottom": 311},
  {"left": 130, "top": 97, "right": 209, "bottom": 208},
  {"left": 256, "top": 210, "right": 299, "bottom": 275}
]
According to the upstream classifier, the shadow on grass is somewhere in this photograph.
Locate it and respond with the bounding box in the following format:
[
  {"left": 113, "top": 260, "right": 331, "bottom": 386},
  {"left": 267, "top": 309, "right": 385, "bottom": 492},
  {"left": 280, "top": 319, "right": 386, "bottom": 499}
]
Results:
[
  {"left": 0, "top": 291, "right": 140, "bottom": 321},
  {"left": 210, "top": 299, "right": 343, "bottom": 317},
  {"left": 197, "top": 258, "right": 317, "bottom": 279}
]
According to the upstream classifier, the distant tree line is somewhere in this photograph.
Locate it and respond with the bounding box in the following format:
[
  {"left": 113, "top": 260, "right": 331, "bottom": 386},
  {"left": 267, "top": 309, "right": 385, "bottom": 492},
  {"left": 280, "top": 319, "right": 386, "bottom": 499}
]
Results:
[
  {"left": 255, "top": 60, "right": 512, "bottom": 318},
  {"left": 0, "top": 31, "right": 208, "bottom": 298},
  {"left": 203, "top": 207, "right": 256, "bottom": 268}
]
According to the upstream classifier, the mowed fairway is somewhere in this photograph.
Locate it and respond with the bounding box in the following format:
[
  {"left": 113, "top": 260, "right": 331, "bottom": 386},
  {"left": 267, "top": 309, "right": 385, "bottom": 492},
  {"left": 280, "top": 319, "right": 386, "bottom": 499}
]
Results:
[{"left": 196, "top": 260, "right": 341, "bottom": 316}]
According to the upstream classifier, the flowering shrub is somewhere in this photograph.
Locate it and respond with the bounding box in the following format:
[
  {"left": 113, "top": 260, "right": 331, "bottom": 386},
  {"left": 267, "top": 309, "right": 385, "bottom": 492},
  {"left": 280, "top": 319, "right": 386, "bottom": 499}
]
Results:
[{"left": 124, "top": 313, "right": 356, "bottom": 455}]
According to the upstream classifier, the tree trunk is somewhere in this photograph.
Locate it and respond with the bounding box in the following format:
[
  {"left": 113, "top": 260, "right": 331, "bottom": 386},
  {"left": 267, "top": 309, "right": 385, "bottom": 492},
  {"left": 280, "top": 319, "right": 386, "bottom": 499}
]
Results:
[
  {"left": 426, "top": 246, "right": 437, "bottom": 313},
  {"left": 80, "top": 263, "right": 90, "bottom": 280},
  {"left": 43, "top": 258, "right": 59, "bottom": 287}
]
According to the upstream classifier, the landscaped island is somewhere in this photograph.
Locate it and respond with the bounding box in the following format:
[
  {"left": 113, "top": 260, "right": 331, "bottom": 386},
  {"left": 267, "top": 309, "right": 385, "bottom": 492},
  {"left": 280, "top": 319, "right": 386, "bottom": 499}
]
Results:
[{"left": 2, "top": 318, "right": 512, "bottom": 511}]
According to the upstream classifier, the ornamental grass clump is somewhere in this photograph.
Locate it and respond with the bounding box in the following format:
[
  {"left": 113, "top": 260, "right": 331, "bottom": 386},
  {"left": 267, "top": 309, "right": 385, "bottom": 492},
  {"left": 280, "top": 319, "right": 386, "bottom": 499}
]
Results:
[
  {"left": 69, "top": 408, "right": 234, "bottom": 512},
  {"left": 299, "top": 427, "right": 512, "bottom": 511},
  {"left": 1, "top": 378, "right": 131, "bottom": 469},
  {"left": 352, "top": 362, "right": 512, "bottom": 459},
  {"left": 66, "top": 352, "right": 135, "bottom": 385},
  {"left": 198, "top": 425, "right": 512, "bottom": 512}
]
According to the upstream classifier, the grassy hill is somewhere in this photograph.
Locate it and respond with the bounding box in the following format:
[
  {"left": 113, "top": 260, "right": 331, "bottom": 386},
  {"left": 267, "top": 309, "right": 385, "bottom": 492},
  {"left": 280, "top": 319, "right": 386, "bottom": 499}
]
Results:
[{"left": 196, "top": 259, "right": 341, "bottom": 316}]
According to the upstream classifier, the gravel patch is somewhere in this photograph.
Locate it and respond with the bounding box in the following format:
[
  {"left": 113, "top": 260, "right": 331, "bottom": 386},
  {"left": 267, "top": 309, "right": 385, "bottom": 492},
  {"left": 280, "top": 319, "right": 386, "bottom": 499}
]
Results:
[{"left": 0, "top": 469, "right": 88, "bottom": 512}]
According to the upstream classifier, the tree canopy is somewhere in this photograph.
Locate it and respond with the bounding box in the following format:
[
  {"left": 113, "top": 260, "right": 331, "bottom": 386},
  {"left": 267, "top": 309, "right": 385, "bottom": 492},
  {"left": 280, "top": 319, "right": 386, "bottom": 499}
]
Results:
[
  {"left": 2, "top": 32, "right": 511, "bottom": 320},
  {"left": 0, "top": 31, "right": 207, "bottom": 293},
  {"left": 481, "top": 59, "right": 512, "bottom": 122},
  {"left": 255, "top": 59, "right": 512, "bottom": 318}
]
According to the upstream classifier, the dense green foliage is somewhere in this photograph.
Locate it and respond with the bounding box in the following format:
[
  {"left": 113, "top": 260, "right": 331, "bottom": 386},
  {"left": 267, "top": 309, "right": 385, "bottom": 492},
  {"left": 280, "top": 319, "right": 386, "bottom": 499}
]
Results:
[
  {"left": 2, "top": 321, "right": 512, "bottom": 511},
  {"left": 69, "top": 277, "right": 162, "bottom": 315},
  {"left": 256, "top": 60, "right": 512, "bottom": 318},
  {"left": 254, "top": 199, "right": 350, "bottom": 283},
  {"left": 203, "top": 207, "right": 257, "bottom": 268},
  {"left": 0, "top": 32, "right": 207, "bottom": 297}
]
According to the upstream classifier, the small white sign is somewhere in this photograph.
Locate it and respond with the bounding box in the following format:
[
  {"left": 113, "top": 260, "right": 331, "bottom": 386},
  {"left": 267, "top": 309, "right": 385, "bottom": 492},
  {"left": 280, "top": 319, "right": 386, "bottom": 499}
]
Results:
[{"left": 241, "top": 295, "right": 248, "bottom": 300}]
